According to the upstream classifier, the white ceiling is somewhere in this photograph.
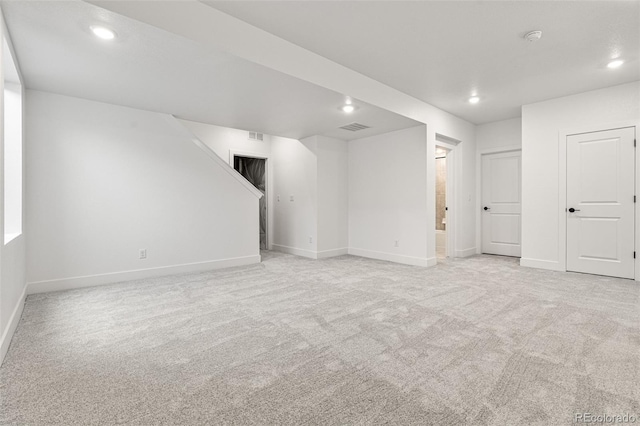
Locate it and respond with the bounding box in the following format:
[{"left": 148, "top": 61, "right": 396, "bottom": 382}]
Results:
[
  {"left": 0, "top": 0, "right": 419, "bottom": 140},
  {"left": 3, "top": 1, "right": 638, "bottom": 136},
  {"left": 208, "top": 0, "right": 640, "bottom": 124}
]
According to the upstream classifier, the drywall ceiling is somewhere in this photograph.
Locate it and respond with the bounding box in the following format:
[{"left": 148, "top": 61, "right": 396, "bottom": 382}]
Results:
[
  {"left": 0, "top": 0, "right": 419, "bottom": 140},
  {"left": 207, "top": 0, "right": 640, "bottom": 124}
]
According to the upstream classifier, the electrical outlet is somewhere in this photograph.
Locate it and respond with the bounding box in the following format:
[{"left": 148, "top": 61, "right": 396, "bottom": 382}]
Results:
[
  {"left": 309, "top": 237, "right": 313, "bottom": 244},
  {"left": 290, "top": 195, "right": 294, "bottom": 202},
  {"left": 277, "top": 195, "right": 280, "bottom": 202},
  {"left": 394, "top": 240, "right": 399, "bottom": 247},
  {"left": 139, "top": 249, "right": 147, "bottom": 259}
]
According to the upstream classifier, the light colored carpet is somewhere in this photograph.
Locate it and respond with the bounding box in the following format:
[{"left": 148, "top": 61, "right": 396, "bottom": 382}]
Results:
[{"left": 1, "top": 253, "right": 639, "bottom": 425}]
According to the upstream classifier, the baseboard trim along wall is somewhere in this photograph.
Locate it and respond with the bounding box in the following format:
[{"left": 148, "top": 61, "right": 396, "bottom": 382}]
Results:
[
  {"left": 272, "top": 244, "right": 318, "bottom": 259},
  {"left": 520, "top": 257, "right": 564, "bottom": 271},
  {"left": 316, "top": 248, "right": 349, "bottom": 259},
  {"left": 26, "top": 255, "right": 261, "bottom": 295},
  {"left": 455, "top": 247, "right": 477, "bottom": 258},
  {"left": 0, "top": 285, "right": 27, "bottom": 366},
  {"left": 348, "top": 247, "right": 431, "bottom": 267}
]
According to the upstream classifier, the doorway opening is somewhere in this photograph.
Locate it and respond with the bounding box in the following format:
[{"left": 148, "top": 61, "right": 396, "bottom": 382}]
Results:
[
  {"left": 233, "top": 155, "right": 267, "bottom": 250},
  {"left": 435, "top": 147, "right": 449, "bottom": 260},
  {"left": 434, "top": 133, "right": 458, "bottom": 261}
]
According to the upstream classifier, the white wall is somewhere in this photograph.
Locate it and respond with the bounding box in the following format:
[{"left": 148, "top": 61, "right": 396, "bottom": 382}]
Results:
[
  {"left": 178, "top": 119, "right": 271, "bottom": 162},
  {"left": 175, "top": 121, "right": 349, "bottom": 259},
  {"left": 316, "top": 136, "right": 348, "bottom": 257},
  {"left": 0, "top": 10, "right": 26, "bottom": 365},
  {"left": 476, "top": 117, "right": 521, "bottom": 151},
  {"left": 178, "top": 119, "right": 273, "bottom": 249},
  {"left": 446, "top": 127, "right": 477, "bottom": 259},
  {"left": 95, "top": 2, "right": 478, "bottom": 266},
  {"left": 521, "top": 81, "right": 640, "bottom": 270},
  {"left": 26, "top": 91, "right": 261, "bottom": 293},
  {"left": 349, "top": 125, "right": 430, "bottom": 266},
  {"left": 270, "top": 135, "right": 318, "bottom": 257}
]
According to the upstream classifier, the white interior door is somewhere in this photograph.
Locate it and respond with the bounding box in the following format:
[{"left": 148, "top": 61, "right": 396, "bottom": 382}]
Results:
[
  {"left": 482, "top": 151, "right": 521, "bottom": 256},
  {"left": 566, "top": 127, "right": 635, "bottom": 279}
]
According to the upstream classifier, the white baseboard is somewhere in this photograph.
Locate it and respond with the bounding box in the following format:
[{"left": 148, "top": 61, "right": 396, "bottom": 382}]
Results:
[
  {"left": 520, "top": 257, "right": 564, "bottom": 272},
  {"left": 316, "top": 248, "right": 348, "bottom": 259},
  {"left": 26, "top": 255, "right": 261, "bottom": 295},
  {"left": 272, "top": 244, "right": 318, "bottom": 259},
  {"left": 455, "top": 247, "right": 477, "bottom": 258},
  {"left": 0, "top": 284, "right": 27, "bottom": 366},
  {"left": 348, "top": 247, "right": 431, "bottom": 267},
  {"left": 426, "top": 256, "right": 438, "bottom": 267}
]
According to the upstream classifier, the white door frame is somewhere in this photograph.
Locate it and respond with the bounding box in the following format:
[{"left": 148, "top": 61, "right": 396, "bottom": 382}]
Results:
[
  {"left": 558, "top": 121, "right": 639, "bottom": 280},
  {"left": 229, "top": 150, "right": 271, "bottom": 250},
  {"left": 475, "top": 145, "right": 522, "bottom": 254},
  {"left": 435, "top": 137, "right": 458, "bottom": 258}
]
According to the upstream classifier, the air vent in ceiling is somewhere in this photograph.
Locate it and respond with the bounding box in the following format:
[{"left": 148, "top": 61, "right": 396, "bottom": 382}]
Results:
[
  {"left": 248, "top": 131, "right": 264, "bottom": 141},
  {"left": 339, "top": 123, "right": 370, "bottom": 132}
]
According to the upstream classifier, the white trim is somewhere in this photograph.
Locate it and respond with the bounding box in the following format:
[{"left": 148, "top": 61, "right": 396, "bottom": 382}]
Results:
[
  {"left": 26, "top": 255, "right": 260, "bottom": 295},
  {"left": 228, "top": 149, "right": 268, "bottom": 164},
  {"left": 272, "top": 244, "right": 318, "bottom": 259},
  {"left": 476, "top": 145, "right": 522, "bottom": 155},
  {"left": 348, "top": 247, "right": 431, "bottom": 267},
  {"left": 475, "top": 145, "right": 522, "bottom": 254},
  {"left": 0, "top": 284, "right": 26, "bottom": 366},
  {"left": 435, "top": 133, "right": 461, "bottom": 146},
  {"left": 162, "top": 115, "right": 263, "bottom": 199},
  {"left": 317, "top": 248, "right": 348, "bottom": 259},
  {"left": 454, "top": 247, "right": 477, "bottom": 258},
  {"left": 558, "top": 121, "right": 639, "bottom": 279},
  {"left": 520, "top": 257, "right": 564, "bottom": 271}
]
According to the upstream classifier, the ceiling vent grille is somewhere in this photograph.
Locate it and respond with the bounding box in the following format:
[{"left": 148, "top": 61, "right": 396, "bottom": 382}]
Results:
[
  {"left": 339, "top": 123, "right": 370, "bottom": 132},
  {"left": 248, "top": 131, "right": 264, "bottom": 141}
]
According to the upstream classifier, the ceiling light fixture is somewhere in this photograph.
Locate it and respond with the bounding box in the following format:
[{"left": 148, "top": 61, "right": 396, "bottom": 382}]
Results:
[
  {"left": 469, "top": 96, "right": 480, "bottom": 104},
  {"left": 607, "top": 59, "right": 624, "bottom": 69},
  {"left": 341, "top": 104, "right": 355, "bottom": 113},
  {"left": 524, "top": 30, "right": 542, "bottom": 42},
  {"left": 90, "top": 25, "right": 116, "bottom": 40}
]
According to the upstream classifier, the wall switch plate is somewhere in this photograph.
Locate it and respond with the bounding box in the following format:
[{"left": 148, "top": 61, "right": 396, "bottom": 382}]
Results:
[
  {"left": 139, "top": 249, "right": 147, "bottom": 259},
  {"left": 290, "top": 195, "right": 294, "bottom": 201},
  {"left": 309, "top": 237, "right": 313, "bottom": 243},
  {"left": 394, "top": 240, "right": 399, "bottom": 247}
]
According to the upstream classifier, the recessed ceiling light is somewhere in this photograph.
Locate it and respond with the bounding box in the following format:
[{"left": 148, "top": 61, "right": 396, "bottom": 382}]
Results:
[
  {"left": 90, "top": 25, "right": 116, "bottom": 40},
  {"left": 469, "top": 96, "right": 480, "bottom": 104},
  {"left": 341, "top": 104, "right": 355, "bottom": 113},
  {"left": 607, "top": 59, "right": 624, "bottom": 69}
]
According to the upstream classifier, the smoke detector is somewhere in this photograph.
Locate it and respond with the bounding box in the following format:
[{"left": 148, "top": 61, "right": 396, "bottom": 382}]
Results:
[{"left": 524, "top": 30, "right": 542, "bottom": 42}]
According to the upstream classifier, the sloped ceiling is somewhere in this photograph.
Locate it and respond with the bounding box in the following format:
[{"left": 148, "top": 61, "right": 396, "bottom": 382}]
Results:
[{"left": 1, "top": 0, "right": 420, "bottom": 140}]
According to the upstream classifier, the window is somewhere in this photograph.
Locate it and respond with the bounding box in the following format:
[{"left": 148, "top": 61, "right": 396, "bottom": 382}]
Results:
[{"left": 3, "top": 38, "right": 22, "bottom": 244}]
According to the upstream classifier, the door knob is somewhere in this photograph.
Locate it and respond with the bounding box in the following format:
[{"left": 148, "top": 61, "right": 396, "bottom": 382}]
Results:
[
  {"left": 483, "top": 206, "right": 490, "bottom": 211},
  {"left": 568, "top": 207, "right": 581, "bottom": 213}
]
